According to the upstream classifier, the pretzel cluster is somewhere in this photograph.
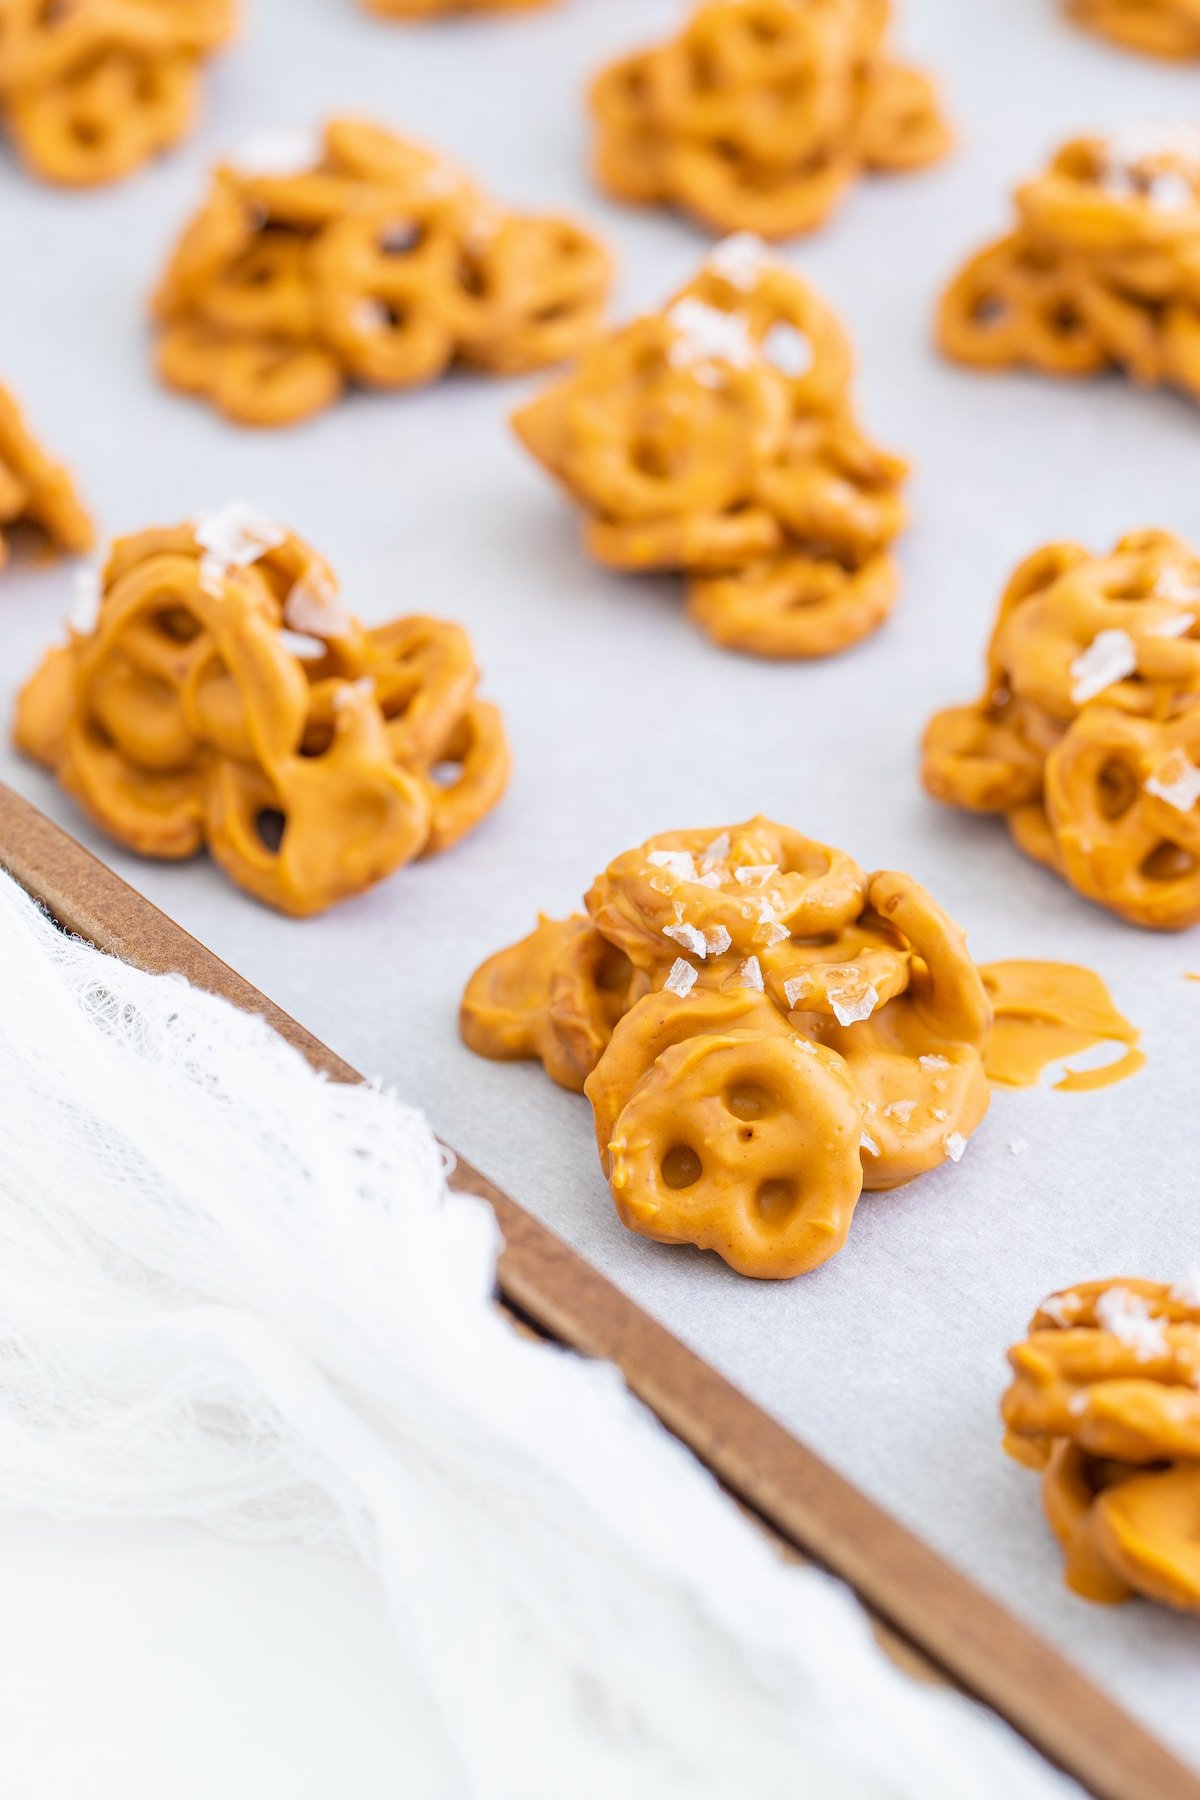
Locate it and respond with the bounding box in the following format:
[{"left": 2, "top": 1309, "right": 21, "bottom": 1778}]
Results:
[
  {"left": 461, "top": 818, "right": 992, "bottom": 1279},
  {"left": 922, "top": 531, "right": 1200, "bottom": 930},
  {"left": 14, "top": 505, "right": 509, "bottom": 915},
  {"left": 1067, "top": 0, "right": 1200, "bottom": 56},
  {"left": 514, "top": 242, "right": 908, "bottom": 659},
  {"left": 0, "top": 0, "right": 234, "bottom": 186},
  {"left": 151, "top": 116, "right": 613, "bottom": 427},
  {"left": 939, "top": 126, "right": 1200, "bottom": 403},
  {"left": 0, "top": 382, "right": 94, "bottom": 573},
  {"left": 590, "top": 0, "right": 949, "bottom": 241},
  {"left": 364, "top": 0, "right": 553, "bottom": 15},
  {"left": 1003, "top": 1278, "right": 1200, "bottom": 1612}
]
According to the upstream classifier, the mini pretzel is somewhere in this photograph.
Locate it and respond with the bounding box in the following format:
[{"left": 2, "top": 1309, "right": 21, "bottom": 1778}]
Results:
[
  {"left": 939, "top": 127, "right": 1200, "bottom": 404},
  {"left": 0, "top": 0, "right": 235, "bottom": 186},
  {"left": 590, "top": 0, "right": 950, "bottom": 241},
  {"left": 1003, "top": 1278, "right": 1200, "bottom": 1610},
  {"left": 513, "top": 243, "right": 908, "bottom": 659},
  {"left": 0, "top": 382, "right": 94, "bottom": 571},
  {"left": 1066, "top": 0, "right": 1200, "bottom": 56},
  {"left": 922, "top": 530, "right": 1200, "bottom": 928},
  {"left": 14, "top": 505, "right": 509, "bottom": 914},
  {"left": 464, "top": 820, "right": 993, "bottom": 1280},
  {"left": 151, "top": 118, "right": 613, "bottom": 426}
]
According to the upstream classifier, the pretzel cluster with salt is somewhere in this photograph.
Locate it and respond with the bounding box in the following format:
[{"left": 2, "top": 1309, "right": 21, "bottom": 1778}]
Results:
[
  {"left": 0, "top": 0, "right": 234, "bottom": 186},
  {"left": 461, "top": 818, "right": 991, "bottom": 1279},
  {"left": 939, "top": 126, "right": 1200, "bottom": 404},
  {"left": 1067, "top": 0, "right": 1200, "bottom": 57},
  {"left": 14, "top": 505, "right": 509, "bottom": 915},
  {"left": 364, "top": 0, "right": 554, "bottom": 16},
  {"left": 151, "top": 117, "right": 613, "bottom": 427},
  {"left": 0, "top": 382, "right": 94, "bottom": 572},
  {"left": 590, "top": 0, "right": 950, "bottom": 241},
  {"left": 514, "top": 241, "right": 908, "bottom": 659},
  {"left": 1003, "top": 1278, "right": 1200, "bottom": 1612},
  {"left": 923, "top": 531, "right": 1200, "bottom": 930}
]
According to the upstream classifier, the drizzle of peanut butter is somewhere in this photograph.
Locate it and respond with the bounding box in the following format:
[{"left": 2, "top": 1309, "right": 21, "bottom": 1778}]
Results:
[{"left": 979, "top": 961, "right": 1145, "bottom": 1094}]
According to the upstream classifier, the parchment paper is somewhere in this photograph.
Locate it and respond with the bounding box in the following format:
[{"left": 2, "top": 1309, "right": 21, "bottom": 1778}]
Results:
[{"left": 1, "top": 0, "right": 1198, "bottom": 1770}]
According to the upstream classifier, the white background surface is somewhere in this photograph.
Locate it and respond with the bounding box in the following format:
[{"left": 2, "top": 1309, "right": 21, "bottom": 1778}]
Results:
[{"left": 2, "top": 0, "right": 1200, "bottom": 1788}]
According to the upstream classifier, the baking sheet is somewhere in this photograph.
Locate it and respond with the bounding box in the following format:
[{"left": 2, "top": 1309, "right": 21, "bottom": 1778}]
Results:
[{"left": 2, "top": 0, "right": 1199, "bottom": 1771}]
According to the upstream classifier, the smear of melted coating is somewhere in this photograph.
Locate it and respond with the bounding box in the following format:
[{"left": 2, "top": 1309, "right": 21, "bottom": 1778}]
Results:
[{"left": 980, "top": 961, "right": 1145, "bottom": 1094}]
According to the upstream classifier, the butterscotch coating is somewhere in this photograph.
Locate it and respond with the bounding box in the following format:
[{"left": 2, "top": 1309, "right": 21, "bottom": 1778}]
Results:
[
  {"left": 921, "top": 530, "right": 1200, "bottom": 930},
  {"left": 1067, "top": 0, "right": 1200, "bottom": 56},
  {"left": 462, "top": 819, "right": 993, "bottom": 1280},
  {"left": 0, "top": 0, "right": 235, "bottom": 187},
  {"left": 939, "top": 127, "right": 1200, "bottom": 403},
  {"left": 151, "top": 117, "right": 612, "bottom": 427},
  {"left": 13, "top": 511, "right": 509, "bottom": 915},
  {"left": 590, "top": 0, "right": 950, "bottom": 242},
  {"left": 1003, "top": 1279, "right": 1200, "bottom": 1611},
  {"left": 514, "top": 243, "right": 907, "bottom": 660},
  {"left": 0, "top": 383, "right": 93, "bottom": 571}
]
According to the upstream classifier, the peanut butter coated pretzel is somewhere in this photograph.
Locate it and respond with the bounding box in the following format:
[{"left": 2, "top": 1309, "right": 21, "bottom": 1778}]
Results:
[
  {"left": 1003, "top": 1277, "right": 1200, "bottom": 1610},
  {"left": 922, "top": 530, "right": 1200, "bottom": 929},
  {"left": 1067, "top": 0, "right": 1200, "bottom": 56},
  {"left": 590, "top": 0, "right": 950, "bottom": 241},
  {"left": 939, "top": 126, "right": 1200, "bottom": 403},
  {"left": 0, "top": 0, "right": 235, "bottom": 186},
  {"left": 461, "top": 819, "right": 992, "bottom": 1279},
  {"left": 13, "top": 504, "right": 510, "bottom": 914},
  {"left": 514, "top": 241, "right": 908, "bottom": 659},
  {"left": 151, "top": 118, "right": 613, "bottom": 426},
  {"left": 0, "top": 382, "right": 94, "bottom": 571}
]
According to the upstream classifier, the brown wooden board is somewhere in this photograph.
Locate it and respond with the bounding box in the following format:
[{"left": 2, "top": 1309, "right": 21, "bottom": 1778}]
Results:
[{"left": 0, "top": 780, "right": 1193, "bottom": 1800}]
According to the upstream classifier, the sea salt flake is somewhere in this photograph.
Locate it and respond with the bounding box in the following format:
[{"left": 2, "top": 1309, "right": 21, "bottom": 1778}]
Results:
[
  {"left": 736, "top": 955, "right": 764, "bottom": 992},
  {"left": 285, "top": 568, "right": 352, "bottom": 639},
  {"left": 1145, "top": 747, "right": 1200, "bottom": 814},
  {"left": 233, "top": 127, "right": 322, "bottom": 177},
  {"left": 1096, "top": 1286, "right": 1169, "bottom": 1360},
  {"left": 860, "top": 1132, "right": 880, "bottom": 1157},
  {"left": 758, "top": 920, "right": 790, "bottom": 946},
  {"left": 351, "top": 298, "right": 390, "bottom": 333},
  {"left": 68, "top": 566, "right": 102, "bottom": 634},
  {"left": 1040, "top": 1293, "right": 1080, "bottom": 1327},
  {"left": 701, "top": 831, "right": 731, "bottom": 868},
  {"left": 783, "top": 976, "right": 808, "bottom": 1009},
  {"left": 734, "top": 863, "right": 778, "bottom": 885},
  {"left": 664, "top": 958, "right": 698, "bottom": 998},
  {"left": 706, "top": 232, "right": 771, "bottom": 292},
  {"left": 196, "top": 501, "right": 286, "bottom": 571},
  {"left": 762, "top": 320, "right": 813, "bottom": 378},
  {"left": 648, "top": 849, "right": 698, "bottom": 882},
  {"left": 884, "top": 1099, "right": 916, "bottom": 1123},
  {"left": 279, "top": 629, "right": 326, "bottom": 661},
  {"left": 932, "top": 1107, "right": 947, "bottom": 1122},
  {"left": 919, "top": 1053, "right": 949, "bottom": 1072},
  {"left": 331, "top": 676, "right": 375, "bottom": 712},
  {"left": 1070, "top": 628, "right": 1138, "bottom": 705},
  {"left": 828, "top": 983, "right": 879, "bottom": 1027},
  {"left": 1147, "top": 611, "right": 1195, "bottom": 639},
  {"left": 1068, "top": 1392, "right": 1088, "bottom": 1417},
  {"left": 198, "top": 552, "right": 227, "bottom": 598},
  {"left": 1155, "top": 565, "right": 1200, "bottom": 607},
  {"left": 696, "top": 871, "right": 724, "bottom": 888},
  {"left": 666, "top": 299, "right": 755, "bottom": 373},
  {"left": 1009, "top": 1137, "right": 1029, "bottom": 1157},
  {"left": 943, "top": 1132, "right": 968, "bottom": 1163},
  {"left": 663, "top": 921, "right": 708, "bottom": 958},
  {"left": 704, "top": 925, "right": 732, "bottom": 956}
]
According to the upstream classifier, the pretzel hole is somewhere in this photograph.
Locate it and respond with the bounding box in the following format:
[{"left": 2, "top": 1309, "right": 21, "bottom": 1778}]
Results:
[
  {"left": 1050, "top": 302, "right": 1085, "bottom": 337},
  {"left": 255, "top": 809, "right": 286, "bottom": 854},
  {"left": 969, "top": 292, "right": 1008, "bottom": 327},
  {"left": 755, "top": 1177, "right": 799, "bottom": 1224},
  {"left": 1096, "top": 758, "right": 1139, "bottom": 821},
  {"left": 153, "top": 607, "right": 202, "bottom": 644},
  {"left": 1142, "top": 842, "right": 1196, "bottom": 882},
  {"left": 379, "top": 223, "right": 423, "bottom": 257},
  {"left": 661, "top": 1144, "right": 703, "bottom": 1190},
  {"left": 299, "top": 723, "right": 334, "bottom": 758},
  {"left": 429, "top": 758, "right": 463, "bottom": 789},
  {"left": 726, "top": 1082, "right": 773, "bottom": 1122}
]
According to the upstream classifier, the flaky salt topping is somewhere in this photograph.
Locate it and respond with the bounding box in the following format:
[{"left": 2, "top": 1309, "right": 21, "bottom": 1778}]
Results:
[
  {"left": 1155, "top": 566, "right": 1200, "bottom": 608},
  {"left": 1101, "top": 123, "right": 1200, "bottom": 210},
  {"left": 1069, "top": 628, "right": 1138, "bottom": 706},
  {"left": 943, "top": 1132, "right": 967, "bottom": 1163},
  {"left": 663, "top": 921, "right": 708, "bottom": 959},
  {"left": 196, "top": 501, "right": 286, "bottom": 570},
  {"left": 664, "top": 957, "right": 698, "bottom": 998},
  {"left": 1095, "top": 1286, "right": 1170, "bottom": 1360},
  {"left": 827, "top": 982, "right": 879, "bottom": 1028},
  {"left": 884, "top": 1099, "right": 915, "bottom": 1123},
  {"left": 285, "top": 566, "right": 352, "bottom": 640},
  {"left": 860, "top": 1132, "right": 880, "bottom": 1157},
  {"left": 706, "top": 232, "right": 773, "bottom": 292},
  {"left": 666, "top": 299, "right": 756, "bottom": 373},
  {"left": 1145, "top": 747, "right": 1200, "bottom": 814}
]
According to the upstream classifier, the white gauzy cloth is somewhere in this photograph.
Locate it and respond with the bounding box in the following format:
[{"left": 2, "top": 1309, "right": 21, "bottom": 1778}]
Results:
[{"left": 0, "top": 866, "right": 1076, "bottom": 1800}]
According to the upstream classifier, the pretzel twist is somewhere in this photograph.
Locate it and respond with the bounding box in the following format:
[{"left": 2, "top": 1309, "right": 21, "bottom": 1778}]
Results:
[
  {"left": 13, "top": 509, "right": 510, "bottom": 914},
  {"left": 590, "top": 0, "right": 950, "bottom": 241},
  {"left": 514, "top": 243, "right": 908, "bottom": 659},
  {"left": 921, "top": 529, "right": 1200, "bottom": 928},
  {"left": 461, "top": 818, "right": 992, "bottom": 1279},
  {"left": 0, "top": 0, "right": 235, "bottom": 186},
  {"left": 939, "top": 127, "right": 1200, "bottom": 402},
  {"left": 152, "top": 117, "right": 613, "bottom": 426},
  {"left": 1003, "top": 1279, "right": 1200, "bottom": 1611},
  {"left": 0, "top": 382, "right": 94, "bottom": 572},
  {"left": 1067, "top": 0, "right": 1200, "bottom": 56}
]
